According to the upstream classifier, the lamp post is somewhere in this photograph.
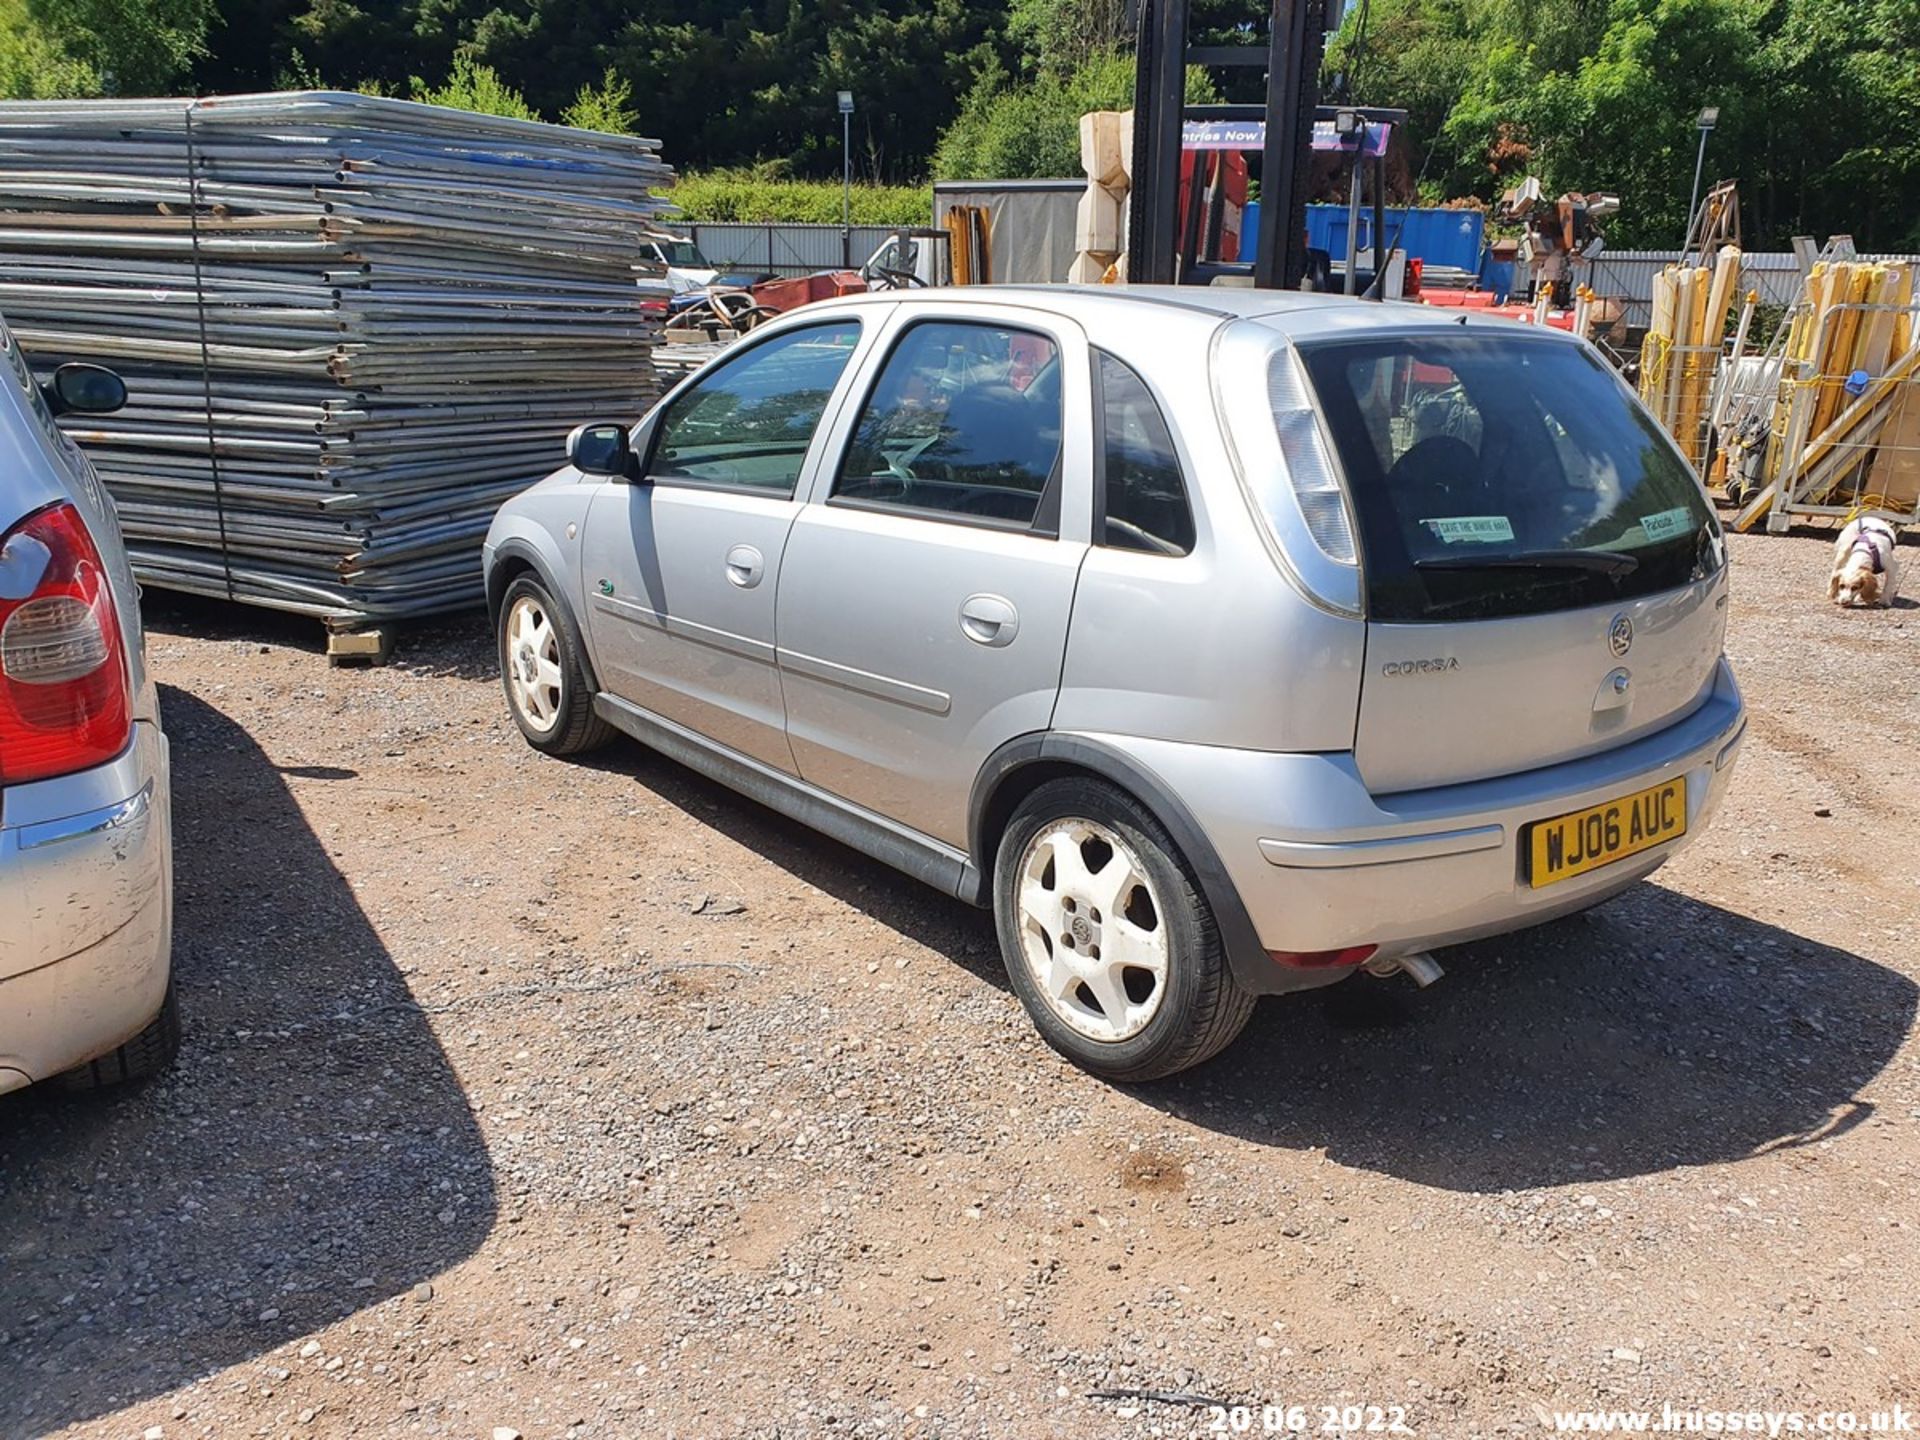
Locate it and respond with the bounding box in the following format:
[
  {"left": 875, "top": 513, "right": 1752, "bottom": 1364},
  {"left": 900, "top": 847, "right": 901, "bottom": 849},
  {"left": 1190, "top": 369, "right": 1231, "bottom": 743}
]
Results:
[
  {"left": 837, "top": 91, "right": 855, "bottom": 263},
  {"left": 1685, "top": 106, "right": 1719, "bottom": 259}
]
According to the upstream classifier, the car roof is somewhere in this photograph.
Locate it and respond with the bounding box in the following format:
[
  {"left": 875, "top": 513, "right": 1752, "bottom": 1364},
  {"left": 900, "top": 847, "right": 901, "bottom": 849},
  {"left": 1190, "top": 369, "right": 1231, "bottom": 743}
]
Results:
[{"left": 809, "top": 284, "right": 1581, "bottom": 347}]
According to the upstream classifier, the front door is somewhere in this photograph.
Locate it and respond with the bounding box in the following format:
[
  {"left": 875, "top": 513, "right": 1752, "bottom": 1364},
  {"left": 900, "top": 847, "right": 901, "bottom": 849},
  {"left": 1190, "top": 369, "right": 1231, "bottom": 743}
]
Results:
[
  {"left": 581, "top": 317, "right": 873, "bottom": 772},
  {"left": 776, "top": 310, "right": 1093, "bottom": 846}
]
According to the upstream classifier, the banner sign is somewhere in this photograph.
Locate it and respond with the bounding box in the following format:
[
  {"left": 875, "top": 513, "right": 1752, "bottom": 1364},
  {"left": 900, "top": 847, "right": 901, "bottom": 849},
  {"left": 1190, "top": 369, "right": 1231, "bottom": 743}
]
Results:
[{"left": 1180, "top": 119, "right": 1393, "bottom": 156}]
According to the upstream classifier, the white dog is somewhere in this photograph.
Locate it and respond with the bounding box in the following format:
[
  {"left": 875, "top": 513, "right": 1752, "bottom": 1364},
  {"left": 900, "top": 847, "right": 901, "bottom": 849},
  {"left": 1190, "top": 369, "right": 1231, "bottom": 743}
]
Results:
[{"left": 1829, "top": 516, "right": 1901, "bottom": 608}]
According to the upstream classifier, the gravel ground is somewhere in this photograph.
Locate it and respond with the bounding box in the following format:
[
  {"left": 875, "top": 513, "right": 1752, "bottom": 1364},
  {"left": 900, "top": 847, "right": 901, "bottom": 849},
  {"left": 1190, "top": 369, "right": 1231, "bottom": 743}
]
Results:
[{"left": 3, "top": 528, "right": 1917, "bottom": 1440}]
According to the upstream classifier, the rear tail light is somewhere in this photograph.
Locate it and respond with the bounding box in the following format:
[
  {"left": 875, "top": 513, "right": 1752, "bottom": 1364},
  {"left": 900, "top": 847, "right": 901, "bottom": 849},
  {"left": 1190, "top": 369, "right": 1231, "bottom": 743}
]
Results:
[
  {"left": 1269, "top": 944, "right": 1378, "bottom": 969},
  {"left": 1265, "top": 349, "right": 1358, "bottom": 564},
  {"left": 1210, "top": 321, "right": 1363, "bottom": 615},
  {"left": 0, "top": 502, "right": 131, "bottom": 784}
]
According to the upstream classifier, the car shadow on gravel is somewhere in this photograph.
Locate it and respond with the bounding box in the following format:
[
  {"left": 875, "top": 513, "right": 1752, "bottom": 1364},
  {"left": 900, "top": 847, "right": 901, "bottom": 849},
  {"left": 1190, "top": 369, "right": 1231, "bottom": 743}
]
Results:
[
  {"left": 570, "top": 743, "right": 1914, "bottom": 1196},
  {"left": 575, "top": 746, "right": 1009, "bottom": 983},
  {"left": 1150, "top": 880, "right": 1917, "bottom": 1191},
  {"left": 0, "top": 686, "right": 495, "bottom": 1439}
]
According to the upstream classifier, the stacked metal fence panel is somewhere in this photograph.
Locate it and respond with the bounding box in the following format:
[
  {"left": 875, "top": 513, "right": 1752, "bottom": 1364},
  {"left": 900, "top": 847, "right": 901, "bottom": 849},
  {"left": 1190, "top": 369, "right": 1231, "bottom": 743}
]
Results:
[{"left": 0, "top": 91, "right": 672, "bottom": 623}]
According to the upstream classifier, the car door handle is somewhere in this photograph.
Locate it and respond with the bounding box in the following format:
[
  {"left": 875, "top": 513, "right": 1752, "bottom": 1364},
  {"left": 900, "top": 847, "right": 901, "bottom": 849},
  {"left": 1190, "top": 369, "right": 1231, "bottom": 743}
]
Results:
[
  {"left": 725, "top": 544, "right": 764, "bottom": 588},
  {"left": 960, "top": 593, "right": 1019, "bottom": 647}
]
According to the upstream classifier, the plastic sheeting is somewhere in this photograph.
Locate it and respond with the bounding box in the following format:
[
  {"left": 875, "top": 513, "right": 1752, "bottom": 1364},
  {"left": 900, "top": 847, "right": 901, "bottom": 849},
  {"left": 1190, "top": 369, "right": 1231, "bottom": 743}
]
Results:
[{"left": 933, "top": 180, "right": 1083, "bottom": 286}]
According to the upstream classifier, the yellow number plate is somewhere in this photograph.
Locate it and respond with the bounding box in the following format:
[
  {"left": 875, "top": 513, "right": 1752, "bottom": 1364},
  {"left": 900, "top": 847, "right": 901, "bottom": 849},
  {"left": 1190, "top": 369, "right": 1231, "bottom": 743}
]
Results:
[{"left": 1527, "top": 777, "right": 1687, "bottom": 888}]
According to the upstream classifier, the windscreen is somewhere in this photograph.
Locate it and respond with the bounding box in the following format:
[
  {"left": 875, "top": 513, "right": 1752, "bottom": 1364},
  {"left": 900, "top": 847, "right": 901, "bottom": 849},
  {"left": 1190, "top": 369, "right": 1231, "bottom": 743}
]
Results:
[{"left": 1297, "top": 333, "right": 1722, "bottom": 622}]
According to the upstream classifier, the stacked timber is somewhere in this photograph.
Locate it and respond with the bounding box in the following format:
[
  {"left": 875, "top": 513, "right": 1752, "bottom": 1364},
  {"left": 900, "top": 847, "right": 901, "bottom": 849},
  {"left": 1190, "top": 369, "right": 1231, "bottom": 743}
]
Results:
[
  {"left": 0, "top": 91, "right": 673, "bottom": 623},
  {"left": 1776, "top": 260, "right": 1915, "bottom": 461},
  {"left": 1756, "top": 260, "right": 1918, "bottom": 520},
  {"left": 1638, "top": 244, "right": 1743, "bottom": 470}
]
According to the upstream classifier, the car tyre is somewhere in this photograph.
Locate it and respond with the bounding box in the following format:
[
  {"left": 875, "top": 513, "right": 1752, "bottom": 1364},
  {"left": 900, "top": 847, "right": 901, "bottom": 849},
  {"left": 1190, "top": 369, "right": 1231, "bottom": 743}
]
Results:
[
  {"left": 994, "top": 777, "right": 1255, "bottom": 1082},
  {"left": 58, "top": 979, "right": 180, "bottom": 1092},
  {"left": 498, "top": 573, "right": 613, "bottom": 756}
]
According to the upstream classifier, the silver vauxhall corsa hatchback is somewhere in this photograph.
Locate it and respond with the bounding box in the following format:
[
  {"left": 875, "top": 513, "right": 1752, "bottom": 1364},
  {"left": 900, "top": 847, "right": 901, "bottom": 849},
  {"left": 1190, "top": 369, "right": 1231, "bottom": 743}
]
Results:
[{"left": 484, "top": 287, "right": 1745, "bottom": 1081}]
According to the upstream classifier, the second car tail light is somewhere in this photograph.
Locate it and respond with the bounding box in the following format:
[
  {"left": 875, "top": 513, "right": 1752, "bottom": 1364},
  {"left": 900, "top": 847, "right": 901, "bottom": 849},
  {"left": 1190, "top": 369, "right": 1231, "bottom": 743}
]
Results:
[{"left": 0, "top": 501, "right": 131, "bottom": 785}]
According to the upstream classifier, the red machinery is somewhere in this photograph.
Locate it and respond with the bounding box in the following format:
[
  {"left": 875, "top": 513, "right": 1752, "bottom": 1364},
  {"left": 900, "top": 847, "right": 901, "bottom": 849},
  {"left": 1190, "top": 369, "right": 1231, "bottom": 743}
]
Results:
[{"left": 750, "top": 270, "right": 867, "bottom": 315}]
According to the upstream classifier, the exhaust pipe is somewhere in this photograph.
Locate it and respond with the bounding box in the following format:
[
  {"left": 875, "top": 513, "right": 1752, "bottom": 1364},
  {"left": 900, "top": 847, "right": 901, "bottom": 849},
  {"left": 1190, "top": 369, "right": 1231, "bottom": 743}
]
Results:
[{"left": 1363, "top": 951, "right": 1445, "bottom": 988}]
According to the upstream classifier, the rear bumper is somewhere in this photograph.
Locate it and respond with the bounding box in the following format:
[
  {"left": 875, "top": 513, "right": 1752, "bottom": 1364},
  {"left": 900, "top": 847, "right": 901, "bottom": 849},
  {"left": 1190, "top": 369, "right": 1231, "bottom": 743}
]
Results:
[
  {"left": 0, "top": 721, "right": 173, "bottom": 1092},
  {"left": 1086, "top": 658, "right": 1745, "bottom": 991}
]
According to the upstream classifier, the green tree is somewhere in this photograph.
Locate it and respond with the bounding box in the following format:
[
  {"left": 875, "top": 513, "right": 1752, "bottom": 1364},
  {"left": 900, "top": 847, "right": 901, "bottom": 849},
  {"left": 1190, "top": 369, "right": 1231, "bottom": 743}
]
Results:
[
  {"left": 1330, "top": 0, "right": 1920, "bottom": 249},
  {"left": 23, "top": 0, "right": 214, "bottom": 94},
  {"left": 413, "top": 52, "right": 538, "bottom": 122},
  {"left": 1749, "top": 0, "right": 1920, "bottom": 249},
  {"left": 559, "top": 66, "right": 635, "bottom": 135},
  {"left": 935, "top": 46, "right": 1220, "bottom": 181},
  {"left": 1522, "top": 0, "right": 1762, "bottom": 244},
  {"left": 1006, "top": 0, "right": 1130, "bottom": 76},
  {"left": 136, "top": 0, "right": 1920, "bottom": 245},
  {"left": 207, "top": 0, "right": 1010, "bottom": 181},
  {"left": 0, "top": 0, "right": 100, "bottom": 97}
]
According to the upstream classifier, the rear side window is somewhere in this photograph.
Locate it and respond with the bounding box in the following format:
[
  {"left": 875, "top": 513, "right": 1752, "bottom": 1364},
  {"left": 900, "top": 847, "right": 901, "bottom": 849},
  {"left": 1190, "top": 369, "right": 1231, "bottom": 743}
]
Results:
[
  {"left": 1299, "top": 335, "right": 1722, "bottom": 622},
  {"left": 1096, "top": 351, "right": 1194, "bottom": 555},
  {"left": 834, "top": 321, "right": 1063, "bottom": 530},
  {"left": 651, "top": 321, "right": 860, "bottom": 494}
]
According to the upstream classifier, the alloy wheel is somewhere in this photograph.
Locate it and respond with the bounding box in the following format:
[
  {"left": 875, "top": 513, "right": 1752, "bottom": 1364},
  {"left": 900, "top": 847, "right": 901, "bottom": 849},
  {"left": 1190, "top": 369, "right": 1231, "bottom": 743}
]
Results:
[
  {"left": 1013, "top": 818, "right": 1169, "bottom": 1043},
  {"left": 504, "top": 594, "right": 564, "bottom": 732}
]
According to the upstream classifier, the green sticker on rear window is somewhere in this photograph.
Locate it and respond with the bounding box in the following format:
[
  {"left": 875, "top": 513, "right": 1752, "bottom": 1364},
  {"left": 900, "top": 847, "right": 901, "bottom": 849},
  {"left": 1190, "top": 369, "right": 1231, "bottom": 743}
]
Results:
[
  {"left": 1423, "top": 515, "right": 1515, "bottom": 544},
  {"left": 1640, "top": 507, "right": 1692, "bottom": 541}
]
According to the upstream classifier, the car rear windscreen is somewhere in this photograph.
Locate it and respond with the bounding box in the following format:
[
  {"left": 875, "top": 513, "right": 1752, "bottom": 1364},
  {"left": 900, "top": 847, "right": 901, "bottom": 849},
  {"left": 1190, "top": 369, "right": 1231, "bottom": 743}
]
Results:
[{"left": 1297, "top": 333, "right": 1722, "bottom": 622}]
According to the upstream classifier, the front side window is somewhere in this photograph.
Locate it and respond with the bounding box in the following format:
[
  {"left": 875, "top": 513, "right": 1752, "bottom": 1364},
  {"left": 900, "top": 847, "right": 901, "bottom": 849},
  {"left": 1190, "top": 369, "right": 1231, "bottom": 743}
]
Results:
[
  {"left": 650, "top": 322, "right": 861, "bottom": 494},
  {"left": 834, "top": 321, "right": 1063, "bottom": 529},
  {"left": 1299, "top": 334, "right": 1722, "bottom": 622},
  {"left": 1096, "top": 351, "right": 1194, "bottom": 555}
]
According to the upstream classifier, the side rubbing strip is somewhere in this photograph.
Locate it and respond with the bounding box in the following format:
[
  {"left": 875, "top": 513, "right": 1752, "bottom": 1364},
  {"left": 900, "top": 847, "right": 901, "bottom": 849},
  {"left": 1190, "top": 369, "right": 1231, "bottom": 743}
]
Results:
[{"left": 777, "top": 647, "right": 952, "bottom": 716}]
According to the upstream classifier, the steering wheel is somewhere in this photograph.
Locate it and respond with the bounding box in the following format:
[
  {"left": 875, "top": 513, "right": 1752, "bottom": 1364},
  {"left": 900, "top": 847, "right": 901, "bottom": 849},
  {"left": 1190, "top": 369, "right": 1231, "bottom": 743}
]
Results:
[{"left": 873, "top": 267, "right": 928, "bottom": 289}]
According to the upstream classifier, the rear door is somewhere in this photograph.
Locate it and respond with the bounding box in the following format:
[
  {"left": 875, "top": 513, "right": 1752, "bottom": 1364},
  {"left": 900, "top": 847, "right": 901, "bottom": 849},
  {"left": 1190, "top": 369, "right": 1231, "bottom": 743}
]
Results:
[
  {"left": 775, "top": 307, "right": 1091, "bottom": 847},
  {"left": 1297, "top": 331, "right": 1728, "bottom": 794}
]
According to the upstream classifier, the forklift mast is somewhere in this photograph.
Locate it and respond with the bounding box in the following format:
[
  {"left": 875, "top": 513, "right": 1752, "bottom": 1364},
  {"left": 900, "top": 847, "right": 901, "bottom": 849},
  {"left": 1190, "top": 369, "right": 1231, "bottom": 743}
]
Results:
[{"left": 1128, "top": 0, "right": 1401, "bottom": 293}]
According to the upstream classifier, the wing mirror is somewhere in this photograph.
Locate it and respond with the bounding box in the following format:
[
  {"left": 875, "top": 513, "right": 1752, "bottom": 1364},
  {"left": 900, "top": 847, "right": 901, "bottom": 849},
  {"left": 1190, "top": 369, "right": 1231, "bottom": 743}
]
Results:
[
  {"left": 44, "top": 363, "right": 127, "bottom": 417},
  {"left": 566, "top": 421, "right": 634, "bottom": 478}
]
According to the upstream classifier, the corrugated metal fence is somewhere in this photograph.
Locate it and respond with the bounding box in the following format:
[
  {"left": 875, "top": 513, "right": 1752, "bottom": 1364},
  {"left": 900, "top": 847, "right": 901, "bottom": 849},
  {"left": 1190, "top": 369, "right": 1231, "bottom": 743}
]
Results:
[
  {"left": 1584, "top": 251, "right": 1918, "bottom": 328},
  {"left": 687, "top": 223, "right": 901, "bottom": 277}
]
